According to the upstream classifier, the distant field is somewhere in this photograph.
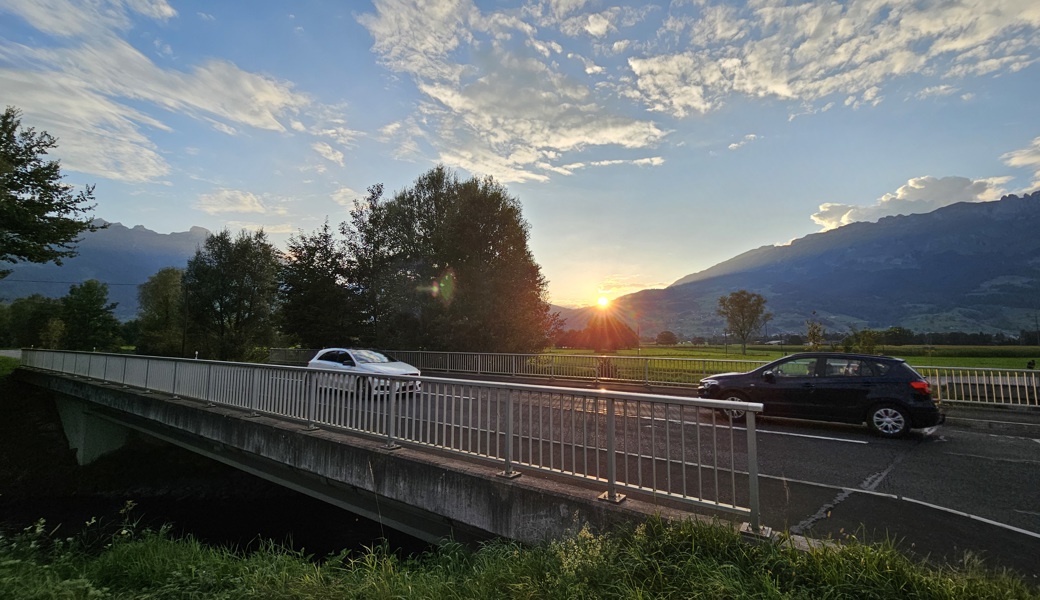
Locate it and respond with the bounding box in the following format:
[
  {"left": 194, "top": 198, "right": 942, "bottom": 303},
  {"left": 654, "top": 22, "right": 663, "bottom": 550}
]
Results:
[{"left": 551, "top": 345, "right": 1040, "bottom": 370}]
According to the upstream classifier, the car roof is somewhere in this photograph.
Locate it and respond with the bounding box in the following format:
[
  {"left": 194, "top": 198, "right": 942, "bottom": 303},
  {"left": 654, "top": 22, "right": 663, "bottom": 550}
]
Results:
[{"left": 779, "top": 351, "right": 905, "bottom": 363}]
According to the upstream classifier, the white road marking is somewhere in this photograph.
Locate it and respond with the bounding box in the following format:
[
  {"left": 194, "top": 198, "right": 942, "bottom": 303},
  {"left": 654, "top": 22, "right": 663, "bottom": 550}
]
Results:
[
  {"left": 766, "top": 473, "right": 1040, "bottom": 540},
  {"left": 944, "top": 451, "right": 1040, "bottom": 465}
]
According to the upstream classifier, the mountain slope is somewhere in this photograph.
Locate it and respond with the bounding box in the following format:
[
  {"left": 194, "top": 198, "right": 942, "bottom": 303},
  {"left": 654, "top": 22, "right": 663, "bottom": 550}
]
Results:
[
  {"left": 0, "top": 221, "right": 210, "bottom": 320},
  {"left": 610, "top": 192, "right": 1040, "bottom": 337}
]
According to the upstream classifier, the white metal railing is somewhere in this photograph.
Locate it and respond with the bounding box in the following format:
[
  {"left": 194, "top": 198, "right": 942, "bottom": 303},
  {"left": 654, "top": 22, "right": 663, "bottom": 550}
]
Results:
[
  {"left": 915, "top": 366, "right": 1040, "bottom": 406},
  {"left": 269, "top": 348, "right": 765, "bottom": 388},
  {"left": 22, "top": 349, "right": 765, "bottom": 530},
  {"left": 344, "top": 350, "right": 1039, "bottom": 408}
]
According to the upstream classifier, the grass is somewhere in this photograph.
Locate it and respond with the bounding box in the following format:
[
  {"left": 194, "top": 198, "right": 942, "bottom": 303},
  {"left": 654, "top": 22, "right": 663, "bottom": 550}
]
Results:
[
  {"left": 0, "top": 356, "right": 19, "bottom": 378},
  {"left": 551, "top": 345, "right": 1040, "bottom": 370},
  {"left": 1, "top": 513, "right": 1035, "bottom": 599}
]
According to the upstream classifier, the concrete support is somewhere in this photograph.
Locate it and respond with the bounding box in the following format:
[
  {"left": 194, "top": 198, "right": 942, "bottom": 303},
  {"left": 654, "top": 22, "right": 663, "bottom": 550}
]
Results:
[{"left": 53, "top": 395, "right": 131, "bottom": 465}]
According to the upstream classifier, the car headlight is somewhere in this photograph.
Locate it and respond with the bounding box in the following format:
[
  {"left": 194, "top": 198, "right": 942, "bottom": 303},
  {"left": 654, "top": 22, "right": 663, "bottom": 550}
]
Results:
[{"left": 700, "top": 379, "right": 718, "bottom": 387}]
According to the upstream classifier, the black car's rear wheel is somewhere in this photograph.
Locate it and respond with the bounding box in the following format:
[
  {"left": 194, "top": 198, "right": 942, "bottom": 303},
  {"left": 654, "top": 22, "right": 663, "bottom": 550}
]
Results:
[
  {"left": 717, "top": 391, "right": 749, "bottom": 422},
  {"left": 867, "top": 403, "right": 910, "bottom": 438}
]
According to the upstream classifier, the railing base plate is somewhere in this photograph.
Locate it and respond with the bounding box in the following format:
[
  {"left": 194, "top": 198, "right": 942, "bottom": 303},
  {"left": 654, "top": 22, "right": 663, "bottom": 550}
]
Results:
[{"left": 598, "top": 491, "right": 626, "bottom": 504}]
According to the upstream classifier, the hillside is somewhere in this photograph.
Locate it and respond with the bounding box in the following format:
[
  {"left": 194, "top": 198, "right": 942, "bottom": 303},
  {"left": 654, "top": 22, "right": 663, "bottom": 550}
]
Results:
[
  {"left": 0, "top": 221, "right": 210, "bottom": 320},
  {"left": 589, "top": 192, "right": 1040, "bottom": 338}
]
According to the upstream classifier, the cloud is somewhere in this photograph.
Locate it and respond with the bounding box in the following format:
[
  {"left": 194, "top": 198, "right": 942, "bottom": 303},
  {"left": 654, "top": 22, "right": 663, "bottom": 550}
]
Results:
[
  {"left": 195, "top": 189, "right": 275, "bottom": 215},
  {"left": 622, "top": 1, "right": 1040, "bottom": 118},
  {"left": 0, "top": 0, "right": 316, "bottom": 185},
  {"left": 331, "top": 186, "right": 360, "bottom": 207},
  {"left": 313, "top": 142, "right": 344, "bottom": 167},
  {"left": 0, "top": 0, "right": 176, "bottom": 37},
  {"left": 1001, "top": 137, "right": 1040, "bottom": 190},
  {"left": 358, "top": 0, "right": 665, "bottom": 182},
  {"left": 811, "top": 176, "right": 1011, "bottom": 230},
  {"left": 728, "top": 134, "right": 758, "bottom": 150}
]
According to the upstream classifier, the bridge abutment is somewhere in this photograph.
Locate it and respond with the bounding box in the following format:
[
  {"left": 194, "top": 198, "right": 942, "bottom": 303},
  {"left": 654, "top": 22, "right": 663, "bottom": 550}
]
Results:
[{"left": 53, "top": 395, "right": 131, "bottom": 465}]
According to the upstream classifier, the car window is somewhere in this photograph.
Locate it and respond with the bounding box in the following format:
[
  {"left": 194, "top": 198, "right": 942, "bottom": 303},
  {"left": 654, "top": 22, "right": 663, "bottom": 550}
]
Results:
[
  {"left": 774, "top": 357, "right": 817, "bottom": 377},
  {"left": 351, "top": 349, "right": 390, "bottom": 364},
  {"left": 824, "top": 358, "right": 867, "bottom": 376},
  {"left": 317, "top": 351, "right": 341, "bottom": 363}
]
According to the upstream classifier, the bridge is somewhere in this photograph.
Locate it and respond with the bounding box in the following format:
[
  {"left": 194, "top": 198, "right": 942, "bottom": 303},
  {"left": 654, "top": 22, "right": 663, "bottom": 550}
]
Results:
[{"left": 15, "top": 349, "right": 765, "bottom": 546}]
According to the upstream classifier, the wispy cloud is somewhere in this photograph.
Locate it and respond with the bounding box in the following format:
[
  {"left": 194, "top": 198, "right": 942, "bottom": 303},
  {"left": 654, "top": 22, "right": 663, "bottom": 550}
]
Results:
[{"left": 811, "top": 176, "right": 1011, "bottom": 231}]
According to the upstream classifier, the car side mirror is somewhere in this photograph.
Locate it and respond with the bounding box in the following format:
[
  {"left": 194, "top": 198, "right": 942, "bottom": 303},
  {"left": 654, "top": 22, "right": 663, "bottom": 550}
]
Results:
[{"left": 763, "top": 371, "right": 776, "bottom": 383}]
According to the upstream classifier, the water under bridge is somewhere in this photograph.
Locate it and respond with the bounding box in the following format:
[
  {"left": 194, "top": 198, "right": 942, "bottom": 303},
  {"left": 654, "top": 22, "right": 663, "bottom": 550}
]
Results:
[{"left": 15, "top": 350, "right": 766, "bottom": 545}]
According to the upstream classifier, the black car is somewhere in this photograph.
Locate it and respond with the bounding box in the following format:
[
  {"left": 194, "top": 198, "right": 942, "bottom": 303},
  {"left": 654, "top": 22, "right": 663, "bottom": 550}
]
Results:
[{"left": 697, "top": 352, "right": 945, "bottom": 437}]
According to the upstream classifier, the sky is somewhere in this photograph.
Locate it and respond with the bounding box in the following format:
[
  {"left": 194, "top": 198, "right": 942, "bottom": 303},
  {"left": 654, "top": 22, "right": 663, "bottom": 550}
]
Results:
[{"left": 2, "top": 0, "right": 1039, "bottom": 308}]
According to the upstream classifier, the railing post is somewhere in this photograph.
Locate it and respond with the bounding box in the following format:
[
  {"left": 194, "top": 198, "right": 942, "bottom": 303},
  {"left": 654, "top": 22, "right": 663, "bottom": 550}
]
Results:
[
  {"left": 305, "top": 370, "right": 318, "bottom": 430},
  {"left": 384, "top": 382, "right": 400, "bottom": 450},
  {"left": 498, "top": 389, "right": 520, "bottom": 478},
  {"left": 171, "top": 360, "right": 180, "bottom": 398},
  {"left": 599, "top": 396, "right": 625, "bottom": 503},
  {"left": 745, "top": 410, "right": 762, "bottom": 533},
  {"left": 644, "top": 358, "right": 650, "bottom": 387}
]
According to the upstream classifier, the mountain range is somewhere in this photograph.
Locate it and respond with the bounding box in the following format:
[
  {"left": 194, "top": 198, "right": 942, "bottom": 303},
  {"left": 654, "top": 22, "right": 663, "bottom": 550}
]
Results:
[
  {"left": 0, "top": 221, "right": 211, "bottom": 320},
  {"left": 567, "top": 191, "right": 1040, "bottom": 338},
  {"left": 2, "top": 191, "right": 1039, "bottom": 335}
]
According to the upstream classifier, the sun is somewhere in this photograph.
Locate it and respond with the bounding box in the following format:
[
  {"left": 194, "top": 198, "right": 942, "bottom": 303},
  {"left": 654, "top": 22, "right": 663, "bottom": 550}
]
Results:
[{"left": 597, "top": 296, "right": 610, "bottom": 308}]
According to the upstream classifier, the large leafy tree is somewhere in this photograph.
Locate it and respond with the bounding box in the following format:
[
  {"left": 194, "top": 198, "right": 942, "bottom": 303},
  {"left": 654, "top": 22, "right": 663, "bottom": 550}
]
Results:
[
  {"left": 61, "top": 279, "right": 121, "bottom": 351},
  {"left": 717, "top": 290, "right": 773, "bottom": 354},
  {"left": 136, "top": 267, "right": 185, "bottom": 356},
  {"left": 279, "top": 220, "right": 357, "bottom": 348},
  {"left": 345, "top": 167, "right": 555, "bottom": 352},
  {"left": 183, "top": 229, "right": 281, "bottom": 361},
  {"left": 7, "top": 294, "right": 61, "bottom": 347},
  {"left": 0, "top": 106, "right": 101, "bottom": 278}
]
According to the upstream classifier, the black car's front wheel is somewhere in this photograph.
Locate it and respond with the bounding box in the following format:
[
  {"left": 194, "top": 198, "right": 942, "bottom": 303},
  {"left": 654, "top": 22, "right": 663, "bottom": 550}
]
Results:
[
  {"left": 717, "top": 391, "right": 749, "bottom": 422},
  {"left": 867, "top": 403, "right": 910, "bottom": 438}
]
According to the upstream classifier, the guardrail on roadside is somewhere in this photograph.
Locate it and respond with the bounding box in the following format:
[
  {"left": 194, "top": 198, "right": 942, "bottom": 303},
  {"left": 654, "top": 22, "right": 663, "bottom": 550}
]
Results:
[
  {"left": 268, "top": 348, "right": 1040, "bottom": 407},
  {"left": 23, "top": 349, "right": 765, "bottom": 531}
]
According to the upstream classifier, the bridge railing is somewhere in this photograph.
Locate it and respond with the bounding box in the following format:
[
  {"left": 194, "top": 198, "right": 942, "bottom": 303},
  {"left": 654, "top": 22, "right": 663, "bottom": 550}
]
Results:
[
  {"left": 22, "top": 349, "right": 765, "bottom": 531},
  {"left": 269, "top": 349, "right": 1040, "bottom": 408}
]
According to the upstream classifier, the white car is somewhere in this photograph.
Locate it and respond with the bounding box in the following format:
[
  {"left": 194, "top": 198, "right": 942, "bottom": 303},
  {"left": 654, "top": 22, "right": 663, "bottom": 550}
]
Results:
[{"left": 306, "top": 348, "right": 421, "bottom": 395}]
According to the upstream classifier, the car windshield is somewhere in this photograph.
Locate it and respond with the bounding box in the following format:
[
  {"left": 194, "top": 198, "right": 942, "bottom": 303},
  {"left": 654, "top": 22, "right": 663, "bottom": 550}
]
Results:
[{"left": 351, "top": 350, "right": 391, "bottom": 364}]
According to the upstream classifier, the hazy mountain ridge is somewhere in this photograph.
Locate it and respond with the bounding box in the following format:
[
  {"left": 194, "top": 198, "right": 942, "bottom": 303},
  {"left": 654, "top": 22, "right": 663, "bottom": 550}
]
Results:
[
  {"left": 0, "top": 221, "right": 210, "bottom": 320},
  {"left": 609, "top": 191, "right": 1040, "bottom": 337}
]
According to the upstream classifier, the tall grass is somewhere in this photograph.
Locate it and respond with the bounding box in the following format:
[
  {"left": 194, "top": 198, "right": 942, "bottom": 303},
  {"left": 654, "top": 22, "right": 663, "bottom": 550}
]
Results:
[{"left": 2, "top": 513, "right": 1035, "bottom": 599}]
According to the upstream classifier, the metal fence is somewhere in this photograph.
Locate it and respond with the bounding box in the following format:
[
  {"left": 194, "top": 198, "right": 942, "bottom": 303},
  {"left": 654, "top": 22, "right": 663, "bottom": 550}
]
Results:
[
  {"left": 272, "top": 349, "right": 1039, "bottom": 408},
  {"left": 22, "top": 349, "right": 765, "bottom": 530}
]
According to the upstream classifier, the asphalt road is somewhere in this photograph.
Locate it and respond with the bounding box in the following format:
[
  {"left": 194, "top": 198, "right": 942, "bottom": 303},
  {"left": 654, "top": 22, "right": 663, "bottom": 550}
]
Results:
[
  {"left": 421, "top": 373, "right": 1040, "bottom": 580},
  {"left": 745, "top": 414, "right": 1040, "bottom": 580}
]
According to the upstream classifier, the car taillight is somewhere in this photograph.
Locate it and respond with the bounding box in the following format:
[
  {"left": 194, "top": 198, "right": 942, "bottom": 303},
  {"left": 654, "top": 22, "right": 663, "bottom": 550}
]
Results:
[{"left": 910, "top": 380, "right": 931, "bottom": 395}]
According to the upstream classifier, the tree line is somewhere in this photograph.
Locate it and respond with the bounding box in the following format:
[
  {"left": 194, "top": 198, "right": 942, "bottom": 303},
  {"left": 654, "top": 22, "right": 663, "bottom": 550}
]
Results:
[
  {"left": 2, "top": 104, "right": 556, "bottom": 358},
  {"left": 1, "top": 173, "right": 558, "bottom": 360}
]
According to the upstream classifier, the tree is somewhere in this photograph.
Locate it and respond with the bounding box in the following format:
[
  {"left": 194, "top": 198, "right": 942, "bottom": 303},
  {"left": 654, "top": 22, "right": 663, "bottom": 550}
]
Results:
[
  {"left": 7, "top": 294, "right": 61, "bottom": 347},
  {"left": 0, "top": 302, "right": 11, "bottom": 347},
  {"left": 136, "top": 267, "right": 185, "bottom": 356},
  {"left": 583, "top": 312, "right": 639, "bottom": 352},
  {"left": 61, "top": 279, "right": 120, "bottom": 351},
  {"left": 183, "top": 229, "right": 281, "bottom": 361},
  {"left": 344, "top": 167, "right": 555, "bottom": 353},
  {"left": 0, "top": 106, "right": 101, "bottom": 278},
  {"left": 717, "top": 290, "right": 772, "bottom": 354},
  {"left": 806, "top": 312, "right": 826, "bottom": 350},
  {"left": 279, "top": 220, "right": 357, "bottom": 348},
  {"left": 656, "top": 330, "right": 679, "bottom": 346}
]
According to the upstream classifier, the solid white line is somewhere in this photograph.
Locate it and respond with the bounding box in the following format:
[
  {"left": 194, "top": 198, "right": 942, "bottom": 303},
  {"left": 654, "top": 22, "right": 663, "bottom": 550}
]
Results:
[
  {"left": 760, "top": 473, "right": 1040, "bottom": 540},
  {"left": 664, "top": 418, "right": 869, "bottom": 444},
  {"left": 757, "top": 428, "right": 870, "bottom": 444},
  {"left": 900, "top": 497, "right": 1040, "bottom": 540},
  {"left": 944, "top": 451, "right": 1040, "bottom": 466}
]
